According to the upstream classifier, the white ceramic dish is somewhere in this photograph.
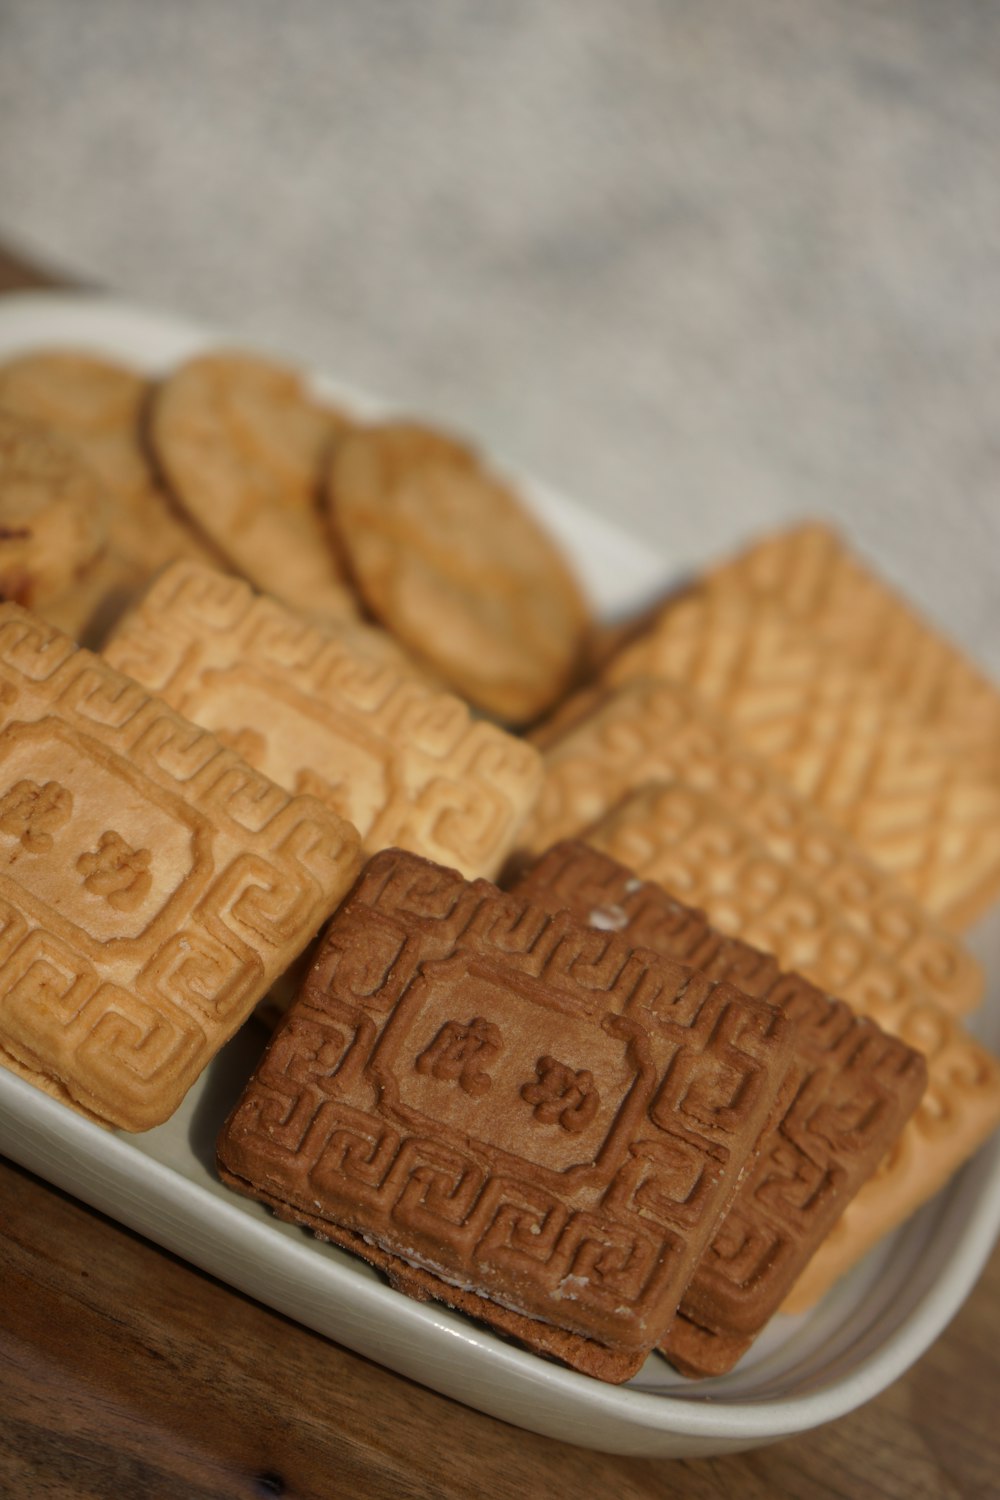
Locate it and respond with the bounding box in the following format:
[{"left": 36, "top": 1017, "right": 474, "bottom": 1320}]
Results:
[{"left": 0, "top": 290, "right": 998, "bottom": 1458}]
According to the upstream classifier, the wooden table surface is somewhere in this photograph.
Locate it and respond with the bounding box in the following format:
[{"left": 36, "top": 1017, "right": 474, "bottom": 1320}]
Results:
[{"left": 0, "top": 242, "right": 998, "bottom": 1500}]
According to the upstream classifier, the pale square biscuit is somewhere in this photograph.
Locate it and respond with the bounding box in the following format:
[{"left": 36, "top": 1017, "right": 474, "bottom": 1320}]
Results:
[
  {"left": 519, "top": 679, "right": 983, "bottom": 1016},
  {"left": 604, "top": 590, "right": 1000, "bottom": 929},
  {"left": 0, "top": 603, "right": 362, "bottom": 1131},
  {"left": 104, "top": 561, "right": 543, "bottom": 881},
  {"left": 708, "top": 522, "right": 1000, "bottom": 769}
]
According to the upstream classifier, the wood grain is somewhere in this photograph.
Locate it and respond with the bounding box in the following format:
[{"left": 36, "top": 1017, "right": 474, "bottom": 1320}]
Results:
[{"left": 0, "top": 247, "right": 998, "bottom": 1498}]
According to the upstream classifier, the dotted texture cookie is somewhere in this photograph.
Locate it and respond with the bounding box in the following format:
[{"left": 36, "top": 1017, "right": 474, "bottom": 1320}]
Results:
[
  {"left": 327, "top": 422, "right": 591, "bottom": 723},
  {"left": 0, "top": 603, "right": 362, "bottom": 1131},
  {"left": 149, "top": 352, "right": 357, "bottom": 626},
  {"left": 519, "top": 679, "right": 983, "bottom": 1016},
  {"left": 104, "top": 560, "right": 542, "bottom": 881},
  {"left": 216, "top": 848, "right": 793, "bottom": 1381}
]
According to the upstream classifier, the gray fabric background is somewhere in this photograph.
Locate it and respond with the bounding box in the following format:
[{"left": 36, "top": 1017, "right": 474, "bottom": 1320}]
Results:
[{"left": 0, "top": 1, "right": 997, "bottom": 664}]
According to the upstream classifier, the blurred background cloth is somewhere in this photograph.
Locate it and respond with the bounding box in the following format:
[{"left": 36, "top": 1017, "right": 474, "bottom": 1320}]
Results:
[{"left": 0, "top": 0, "right": 998, "bottom": 662}]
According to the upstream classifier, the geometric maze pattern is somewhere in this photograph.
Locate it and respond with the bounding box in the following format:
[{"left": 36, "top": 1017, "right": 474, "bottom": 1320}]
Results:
[
  {"left": 105, "top": 561, "right": 542, "bottom": 881},
  {"left": 217, "top": 849, "right": 793, "bottom": 1371},
  {"left": 511, "top": 841, "right": 928, "bottom": 1374},
  {"left": 0, "top": 604, "right": 361, "bottom": 1130}
]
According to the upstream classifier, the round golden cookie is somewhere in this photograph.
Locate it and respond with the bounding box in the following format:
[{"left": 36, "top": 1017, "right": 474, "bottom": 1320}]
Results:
[
  {"left": 0, "top": 409, "right": 108, "bottom": 620},
  {"left": 0, "top": 349, "right": 223, "bottom": 579},
  {"left": 327, "top": 421, "right": 591, "bottom": 723},
  {"left": 150, "top": 351, "right": 358, "bottom": 625}
]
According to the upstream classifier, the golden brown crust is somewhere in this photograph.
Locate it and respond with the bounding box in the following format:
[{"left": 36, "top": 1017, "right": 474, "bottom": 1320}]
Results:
[
  {"left": 149, "top": 351, "right": 358, "bottom": 626},
  {"left": 327, "top": 421, "right": 591, "bottom": 723}
]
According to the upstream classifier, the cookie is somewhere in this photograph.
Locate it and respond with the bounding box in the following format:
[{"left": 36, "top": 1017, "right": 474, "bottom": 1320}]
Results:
[
  {"left": 604, "top": 590, "right": 1000, "bottom": 929},
  {"left": 518, "top": 679, "right": 983, "bottom": 1015},
  {"left": 104, "top": 560, "right": 542, "bottom": 880},
  {"left": 510, "top": 841, "right": 928, "bottom": 1374},
  {"left": 583, "top": 781, "right": 980, "bottom": 1020},
  {"left": 0, "top": 408, "right": 108, "bottom": 625},
  {"left": 708, "top": 521, "right": 1000, "bottom": 768},
  {"left": 327, "top": 421, "right": 591, "bottom": 723},
  {"left": 216, "top": 848, "right": 793, "bottom": 1380},
  {"left": 0, "top": 603, "right": 362, "bottom": 1130},
  {"left": 149, "top": 351, "right": 358, "bottom": 626},
  {"left": 553, "top": 801, "right": 1000, "bottom": 1315},
  {"left": 0, "top": 348, "right": 223, "bottom": 584}
]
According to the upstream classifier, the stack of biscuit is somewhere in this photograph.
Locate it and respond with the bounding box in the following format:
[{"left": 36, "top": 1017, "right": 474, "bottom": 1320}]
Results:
[{"left": 0, "top": 341, "right": 998, "bottom": 1384}]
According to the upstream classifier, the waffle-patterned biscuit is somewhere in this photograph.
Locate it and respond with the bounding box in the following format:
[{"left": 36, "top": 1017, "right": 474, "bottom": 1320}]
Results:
[
  {"left": 0, "top": 349, "right": 223, "bottom": 596},
  {"left": 604, "top": 591, "right": 1000, "bottom": 928},
  {"left": 510, "top": 841, "right": 928, "bottom": 1376},
  {"left": 0, "top": 409, "right": 108, "bottom": 626},
  {"left": 149, "top": 351, "right": 358, "bottom": 626},
  {"left": 708, "top": 522, "right": 1000, "bottom": 767},
  {"left": 583, "top": 781, "right": 977, "bottom": 1020},
  {"left": 518, "top": 680, "right": 982, "bottom": 1015},
  {"left": 327, "top": 421, "right": 591, "bottom": 723},
  {"left": 217, "top": 849, "right": 793, "bottom": 1381},
  {"left": 0, "top": 604, "right": 362, "bottom": 1130},
  {"left": 104, "top": 561, "right": 542, "bottom": 880}
]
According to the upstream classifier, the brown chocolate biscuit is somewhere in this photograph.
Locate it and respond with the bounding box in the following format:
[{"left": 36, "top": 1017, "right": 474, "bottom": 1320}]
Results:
[
  {"left": 510, "top": 842, "right": 928, "bottom": 1376},
  {"left": 327, "top": 421, "right": 591, "bottom": 724},
  {"left": 149, "top": 351, "right": 358, "bottom": 626},
  {"left": 0, "top": 603, "right": 362, "bottom": 1130},
  {"left": 104, "top": 560, "right": 542, "bottom": 881},
  {"left": 217, "top": 848, "right": 793, "bottom": 1380}
]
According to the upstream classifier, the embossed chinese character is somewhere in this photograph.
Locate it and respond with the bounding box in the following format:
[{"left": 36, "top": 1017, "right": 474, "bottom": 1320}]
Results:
[
  {"left": 521, "top": 1056, "right": 600, "bottom": 1133},
  {"left": 0, "top": 778, "right": 73, "bottom": 851},
  {"left": 416, "top": 1016, "right": 502, "bottom": 1096},
  {"left": 76, "top": 830, "right": 153, "bottom": 911}
]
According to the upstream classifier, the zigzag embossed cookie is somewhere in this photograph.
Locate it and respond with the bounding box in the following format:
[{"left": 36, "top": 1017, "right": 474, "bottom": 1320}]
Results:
[
  {"left": 104, "top": 561, "right": 542, "bottom": 880},
  {"left": 604, "top": 589, "right": 1000, "bottom": 929},
  {"left": 327, "top": 421, "right": 591, "bottom": 724},
  {"left": 216, "top": 848, "right": 793, "bottom": 1381},
  {"left": 510, "top": 841, "right": 929, "bottom": 1375},
  {"left": 0, "top": 603, "right": 362, "bottom": 1130}
]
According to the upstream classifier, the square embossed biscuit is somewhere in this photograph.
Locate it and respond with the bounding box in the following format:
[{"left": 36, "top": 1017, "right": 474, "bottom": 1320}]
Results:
[
  {"left": 519, "top": 679, "right": 983, "bottom": 1015},
  {"left": 511, "top": 842, "right": 929, "bottom": 1375},
  {"left": 105, "top": 561, "right": 542, "bottom": 881},
  {"left": 217, "top": 849, "right": 793, "bottom": 1380},
  {"left": 0, "top": 604, "right": 362, "bottom": 1131}
]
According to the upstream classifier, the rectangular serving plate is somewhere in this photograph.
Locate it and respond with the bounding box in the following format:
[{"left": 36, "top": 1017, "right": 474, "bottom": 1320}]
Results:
[{"left": 1, "top": 289, "right": 999, "bottom": 1459}]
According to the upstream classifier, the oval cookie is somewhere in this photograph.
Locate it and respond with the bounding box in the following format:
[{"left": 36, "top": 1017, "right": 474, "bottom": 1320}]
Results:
[
  {"left": 0, "top": 408, "right": 107, "bottom": 619},
  {"left": 0, "top": 348, "right": 223, "bottom": 579},
  {"left": 327, "top": 421, "right": 591, "bottom": 723},
  {"left": 150, "top": 351, "right": 358, "bottom": 625}
]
